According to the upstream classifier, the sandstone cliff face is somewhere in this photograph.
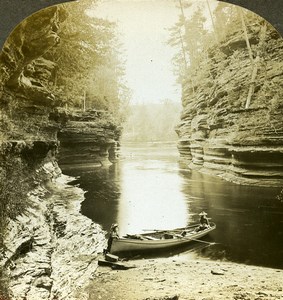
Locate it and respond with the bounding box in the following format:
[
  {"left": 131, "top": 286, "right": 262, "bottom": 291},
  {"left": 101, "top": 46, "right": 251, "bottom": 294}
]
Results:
[
  {"left": 0, "top": 109, "right": 117, "bottom": 300},
  {"left": 0, "top": 109, "right": 118, "bottom": 299},
  {"left": 0, "top": 5, "right": 120, "bottom": 300},
  {"left": 0, "top": 6, "right": 64, "bottom": 142},
  {"left": 177, "top": 24, "right": 283, "bottom": 187},
  {"left": 0, "top": 6, "right": 65, "bottom": 101},
  {"left": 58, "top": 110, "right": 121, "bottom": 168},
  {"left": 0, "top": 148, "right": 105, "bottom": 300}
]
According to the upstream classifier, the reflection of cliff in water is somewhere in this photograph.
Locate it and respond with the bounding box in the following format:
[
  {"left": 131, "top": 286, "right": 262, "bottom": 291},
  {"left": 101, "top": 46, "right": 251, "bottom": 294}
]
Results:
[
  {"left": 179, "top": 168, "right": 283, "bottom": 268},
  {"left": 64, "top": 143, "right": 283, "bottom": 269},
  {"left": 63, "top": 164, "right": 121, "bottom": 233}
]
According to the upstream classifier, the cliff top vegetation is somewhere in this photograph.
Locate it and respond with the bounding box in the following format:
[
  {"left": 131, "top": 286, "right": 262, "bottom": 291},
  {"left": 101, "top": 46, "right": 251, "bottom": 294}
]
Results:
[
  {"left": 168, "top": 0, "right": 282, "bottom": 110},
  {"left": 0, "top": 1, "right": 130, "bottom": 141}
]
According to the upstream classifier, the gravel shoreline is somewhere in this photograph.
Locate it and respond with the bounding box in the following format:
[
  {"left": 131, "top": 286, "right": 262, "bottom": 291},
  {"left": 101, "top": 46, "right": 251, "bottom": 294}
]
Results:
[{"left": 89, "top": 254, "right": 283, "bottom": 300}]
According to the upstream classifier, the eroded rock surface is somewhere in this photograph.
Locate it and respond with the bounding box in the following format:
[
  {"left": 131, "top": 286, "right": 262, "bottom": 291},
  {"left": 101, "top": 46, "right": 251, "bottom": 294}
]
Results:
[
  {"left": 177, "top": 23, "right": 283, "bottom": 186},
  {"left": 1, "top": 161, "right": 106, "bottom": 300},
  {"left": 0, "top": 7, "right": 119, "bottom": 299},
  {"left": 58, "top": 110, "right": 121, "bottom": 168}
]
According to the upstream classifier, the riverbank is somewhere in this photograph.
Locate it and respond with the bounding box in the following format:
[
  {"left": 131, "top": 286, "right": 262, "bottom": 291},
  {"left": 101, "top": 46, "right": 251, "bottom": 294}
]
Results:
[
  {"left": 89, "top": 254, "right": 283, "bottom": 300},
  {"left": 1, "top": 162, "right": 106, "bottom": 300}
]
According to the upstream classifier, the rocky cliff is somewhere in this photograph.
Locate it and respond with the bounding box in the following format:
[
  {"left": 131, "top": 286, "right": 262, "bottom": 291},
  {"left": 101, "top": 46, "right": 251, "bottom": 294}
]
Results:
[
  {"left": 0, "top": 142, "right": 106, "bottom": 300},
  {"left": 177, "top": 21, "right": 283, "bottom": 187},
  {"left": 58, "top": 110, "right": 121, "bottom": 168},
  {"left": 0, "top": 4, "right": 121, "bottom": 300},
  {"left": 0, "top": 109, "right": 118, "bottom": 300}
]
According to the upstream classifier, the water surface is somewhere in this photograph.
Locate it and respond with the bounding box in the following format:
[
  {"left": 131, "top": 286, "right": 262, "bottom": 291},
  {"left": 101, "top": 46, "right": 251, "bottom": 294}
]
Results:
[{"left": 62, "top": 143, "right": 283, "bottom": 269}]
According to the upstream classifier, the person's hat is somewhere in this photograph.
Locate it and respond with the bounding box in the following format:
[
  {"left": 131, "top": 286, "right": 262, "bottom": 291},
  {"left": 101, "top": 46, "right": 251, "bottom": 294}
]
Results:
[
  {"left": 199, "top": 211, "right": 207, "bottom": 216},
  {"left": 111, "top": 223, "right": 118, "bottom": 228}
]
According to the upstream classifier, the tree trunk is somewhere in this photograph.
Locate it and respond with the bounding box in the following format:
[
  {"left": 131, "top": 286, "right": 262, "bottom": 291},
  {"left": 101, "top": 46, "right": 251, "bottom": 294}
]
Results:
[
  {"left": 206, "top": 0, "right": 218, "bottom": 44},
  {"left": 244, "top": 23, "right": 267, "bottom": 109},
  {"left": 245, "top": 56, "right": 260, "bottom": 109},
  {"left": 238, "top": 8, "right": 253, "bottom": 62},
  {"left": 179, "top": 30, "right": 188, "bottom": 70}
]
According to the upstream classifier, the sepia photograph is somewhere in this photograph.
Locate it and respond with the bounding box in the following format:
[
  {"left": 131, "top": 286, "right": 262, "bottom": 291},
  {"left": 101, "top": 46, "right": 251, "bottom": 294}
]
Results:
[{"left": 0, "top": 0, "right": 283, "bottom": 299}]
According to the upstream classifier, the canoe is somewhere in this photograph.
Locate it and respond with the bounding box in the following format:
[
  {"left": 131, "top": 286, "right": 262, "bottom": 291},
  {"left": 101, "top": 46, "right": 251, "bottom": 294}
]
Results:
[{"left": 110, "top": 222, "right": 216, "bottom": 254}]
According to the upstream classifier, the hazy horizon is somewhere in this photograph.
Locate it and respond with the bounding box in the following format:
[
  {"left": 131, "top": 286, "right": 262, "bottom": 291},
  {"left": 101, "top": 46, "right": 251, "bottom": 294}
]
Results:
[{"left": 90, "top": 0, "right": 182, "bottom": 104}]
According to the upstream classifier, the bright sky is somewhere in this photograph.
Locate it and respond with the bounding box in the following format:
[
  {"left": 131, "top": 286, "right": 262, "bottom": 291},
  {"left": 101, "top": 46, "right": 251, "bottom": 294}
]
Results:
[{"left": 90, "top": 0, "right": 182, "bottom": 104}]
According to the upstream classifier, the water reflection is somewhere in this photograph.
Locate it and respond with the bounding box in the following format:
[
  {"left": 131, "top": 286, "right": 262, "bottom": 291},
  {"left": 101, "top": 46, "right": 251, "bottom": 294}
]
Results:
[
  {"left": 179, "top": 166, "right": 283, "bottom": 268},
  {"left": 64, "top": 165, "right": 121, "bottom": 232},
  {"left": 118, "top": 159, "right": 188, "bottom": 235},
  {"left": 62, "top": 143, "right": 283, "bottom": 269}
]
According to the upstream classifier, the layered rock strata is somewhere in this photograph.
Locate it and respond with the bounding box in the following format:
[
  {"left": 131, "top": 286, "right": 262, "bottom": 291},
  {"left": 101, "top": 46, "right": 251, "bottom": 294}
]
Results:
[
  {"left": 177, "top": 23, "right": 283, "bottom": 187},
  {"left": 0, "top": 95, "right": 118, "bottom": 300},
  {"left": 0, "top": 6, "right": 120, "bottom": 299},
  {"left": 0, "top": 108, "right": 118, "bottom": 299},
  {"left": 58, "top": 110, "right": 121, "bottom": 168},
  {"left": 1, "top": 149, "right": 105, "bottom": 300},
  {"left": 0, "top": 6, "right": 65, "bottom": 101}
]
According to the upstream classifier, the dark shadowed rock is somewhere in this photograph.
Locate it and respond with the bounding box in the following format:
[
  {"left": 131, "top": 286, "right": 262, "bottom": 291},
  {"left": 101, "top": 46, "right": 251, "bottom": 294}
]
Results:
[{"left": 0, "top": 6, "right": 65, "bottom": 105}]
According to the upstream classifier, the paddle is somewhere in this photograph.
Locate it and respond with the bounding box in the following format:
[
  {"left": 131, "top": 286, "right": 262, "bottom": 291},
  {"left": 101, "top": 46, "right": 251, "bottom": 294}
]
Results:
[
  {"left": 182, "top": 237, "right": 216, "bottom": 245},
  {"left": 143, "top": 224, "right": 198, "bottom": 232},
  {"left": 171, "top": 231, "right": 215, "bottom": 244}
]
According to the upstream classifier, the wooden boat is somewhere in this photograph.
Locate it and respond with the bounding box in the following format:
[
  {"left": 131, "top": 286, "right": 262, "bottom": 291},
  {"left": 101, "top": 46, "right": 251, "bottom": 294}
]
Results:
[{"left": 110, "top": 222, "right": 216, "bottom": 254}]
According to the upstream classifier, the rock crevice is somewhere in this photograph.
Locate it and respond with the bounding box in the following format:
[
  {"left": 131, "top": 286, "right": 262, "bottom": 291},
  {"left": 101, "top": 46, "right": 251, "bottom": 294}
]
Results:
[
  {"left": 177, "top": 22, "right": 283, "bottom": 186},
  {"left": 1, "top": 159, "right": 106, "bottom": 300}
]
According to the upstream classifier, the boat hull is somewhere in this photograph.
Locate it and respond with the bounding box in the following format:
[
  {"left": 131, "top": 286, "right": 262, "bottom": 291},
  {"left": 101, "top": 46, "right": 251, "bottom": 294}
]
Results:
[{"left": 110, "top": 223, "right": 216, "bottom": 254}]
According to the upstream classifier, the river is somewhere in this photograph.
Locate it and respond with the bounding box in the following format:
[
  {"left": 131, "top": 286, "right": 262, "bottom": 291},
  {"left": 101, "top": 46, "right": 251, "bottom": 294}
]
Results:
[{"left": 61, "top": 142, "right": 283, "bottom": 269}]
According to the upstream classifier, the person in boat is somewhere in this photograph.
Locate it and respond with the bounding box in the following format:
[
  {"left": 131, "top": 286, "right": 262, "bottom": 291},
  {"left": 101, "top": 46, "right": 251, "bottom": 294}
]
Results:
[
  {"left": 106, "top": 223, "right": 119, "bottom": 253},
  {"left": 181, "top": 211, "right": 211, "bottom": 236},
  {"left": 196, "top": 211, "right": 210, "bottom": 232}
]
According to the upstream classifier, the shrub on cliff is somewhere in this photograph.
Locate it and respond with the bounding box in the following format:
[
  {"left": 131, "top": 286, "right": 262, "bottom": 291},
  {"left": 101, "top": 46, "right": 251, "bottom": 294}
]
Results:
[
  {"left": 0, "top": 155, "right": 33, "bottom": 246},
  {"left": 168, "top": 1, "right": 283, "bottom": 123},
  {"left": 41, "top": 1, "right": 130, "bottom": 119},
  {"left": 0, "top": 154, "right": 34, "bottom": 299},
  {"left": 0, "top": 269, "right": 9, "bottom": 300}
]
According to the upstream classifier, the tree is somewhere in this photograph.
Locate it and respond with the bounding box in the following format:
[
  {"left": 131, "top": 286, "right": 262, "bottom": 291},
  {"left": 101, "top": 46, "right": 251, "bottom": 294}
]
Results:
[
  {"left": 44, "top": 1, "right": 128, "bottom": 115},
  {"left": 122, "top": 101, "right": 181, "bottom": 142},
  {"left": 168, "top": 2, "right": 211, "bottom": 83}
]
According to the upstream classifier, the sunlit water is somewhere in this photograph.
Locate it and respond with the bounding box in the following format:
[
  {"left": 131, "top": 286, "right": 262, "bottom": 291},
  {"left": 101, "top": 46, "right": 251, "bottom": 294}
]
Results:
[{"left": 62, "top": 143, "right": 283, "bottom": 269}]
